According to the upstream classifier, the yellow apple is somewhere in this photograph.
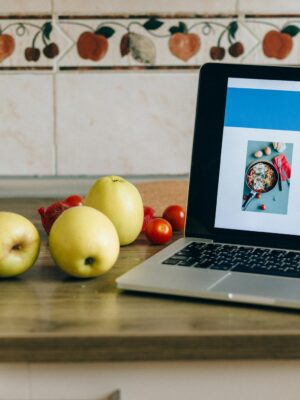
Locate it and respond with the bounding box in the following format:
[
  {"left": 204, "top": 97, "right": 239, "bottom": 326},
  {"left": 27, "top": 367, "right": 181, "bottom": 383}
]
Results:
[
  {"left": 0, "top": 212, "right": 40, "bottom": 277},
  {"left": 85, "top": 176, "right": 143, "bottom": 246},
  {"left": 49, "top": 206, "right": 119, "bottom": 278}
]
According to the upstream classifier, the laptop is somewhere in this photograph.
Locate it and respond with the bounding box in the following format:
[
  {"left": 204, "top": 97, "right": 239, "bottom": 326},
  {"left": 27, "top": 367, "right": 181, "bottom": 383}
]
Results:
[{"left": 117, "top": 63, "right": 300, "bottom": 310}]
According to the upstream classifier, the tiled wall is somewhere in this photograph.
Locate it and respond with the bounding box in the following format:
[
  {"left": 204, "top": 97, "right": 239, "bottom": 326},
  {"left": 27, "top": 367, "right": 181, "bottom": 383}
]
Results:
[{"left": 2, "top": 0, "right": 300, "bottom": 176}]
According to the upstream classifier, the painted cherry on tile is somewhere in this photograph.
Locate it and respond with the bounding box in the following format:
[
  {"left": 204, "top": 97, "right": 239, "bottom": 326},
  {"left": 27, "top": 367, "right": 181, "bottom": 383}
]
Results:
[
  {"left": 23, "top": 22, "right": 59, "bottom": 62},
  {"left": 210, "top": 46, "right": 225, "bottom": 60},
  {"left": 209, "top": 21, "right": 244, "bottom": 60},
  {"left": 228, "top": 41, "right": 244, "bottom": 57}
]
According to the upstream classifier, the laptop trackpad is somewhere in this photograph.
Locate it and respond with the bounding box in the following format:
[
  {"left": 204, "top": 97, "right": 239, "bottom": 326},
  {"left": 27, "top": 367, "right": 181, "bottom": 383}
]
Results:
[{"left": 212, "top": 272, "right": 300, "bottom": 302}]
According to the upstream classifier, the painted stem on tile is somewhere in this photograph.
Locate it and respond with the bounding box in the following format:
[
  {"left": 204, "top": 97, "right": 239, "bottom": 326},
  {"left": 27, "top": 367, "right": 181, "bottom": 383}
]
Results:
[
  {"left": 127, "top": 21, "right": 170, "bottom": 38},
  {"left": 59, "top": 21, "right": 94, "bottom": 31},
  {"left": 32, "top": 29, "right": 41, "bottom": 48},
  {"left": 189, "top": 21, "right": 227, "bottom": 32},
  {"left": 95, "top": 21, "right": 128, "bottom": 31},
  {"left": 245, "top": 19, "right": 280, "bottom": 30},
  {"left": 0, "top": 22, "right": 41, "bottom": 34}
]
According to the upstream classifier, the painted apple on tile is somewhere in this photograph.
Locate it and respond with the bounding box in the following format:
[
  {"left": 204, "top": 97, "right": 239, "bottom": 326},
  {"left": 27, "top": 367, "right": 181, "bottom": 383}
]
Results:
[
  {"left": 262, "top": 30, "right": 293, "bottom": 60},
  {"left": 168, "top": 22, "right": 200, "bottom": 61},
  {"left": 0, "top": 34, "right": 15, "bottom": 62},
  {"left": 77, "top": 31, "right": 108, "bottom": 61},
  {"left": 77, "top": 26, "right": 115, "bottom": 61}
]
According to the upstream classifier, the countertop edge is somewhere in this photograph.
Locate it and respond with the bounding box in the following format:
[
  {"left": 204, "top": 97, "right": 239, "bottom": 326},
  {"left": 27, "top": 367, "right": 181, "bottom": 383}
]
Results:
[{"left": 1, "top": 334, "right": 299, "bottom": 362}]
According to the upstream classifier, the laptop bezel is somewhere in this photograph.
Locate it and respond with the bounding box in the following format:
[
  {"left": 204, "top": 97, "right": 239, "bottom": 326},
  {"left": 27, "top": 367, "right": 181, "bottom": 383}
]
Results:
[{"left": 185, "top": 63, "right": 300, "bottom": 251}]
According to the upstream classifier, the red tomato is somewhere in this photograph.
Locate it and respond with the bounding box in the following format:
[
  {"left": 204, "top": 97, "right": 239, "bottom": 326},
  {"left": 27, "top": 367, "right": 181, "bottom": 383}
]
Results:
[
  {"left": 145, "top": 218, "right": 172, "bottom": 245},
  {"left": 260, "top": 204, "right": 266, "bottom": 211},
  {"left": 162, "top": 204, "right": 186, "bottom": 231},
  {"left": 141, "top": 205, "right": 155, "bottom": 232},
  {"left": 64, "top": 194, "right": 84, "bottom": 207}
]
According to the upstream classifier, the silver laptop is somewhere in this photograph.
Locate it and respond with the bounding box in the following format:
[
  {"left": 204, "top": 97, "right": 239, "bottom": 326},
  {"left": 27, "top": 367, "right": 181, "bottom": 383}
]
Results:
[{"left": 117, "top": 63, "right": 300, "bottom": 310}]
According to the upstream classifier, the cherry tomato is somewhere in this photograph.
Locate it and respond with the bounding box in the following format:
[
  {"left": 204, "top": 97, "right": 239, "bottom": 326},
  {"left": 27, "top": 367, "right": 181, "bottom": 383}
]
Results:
[
  {"left": 64, "top": 194, "right": 84, "bottom": 207},
  {"left": 162, "top": 204, "right": 186, "bottom": 231},
  {"left": 260, "top": 204, "right": 266, "bottom": 211},
  {"left": 141, "top": 205, "right": 155, "bottom": 232},
  {"left": 256, "top": 193, "right": 261, "bottom": 199},
  {"left": 145, "top": 218, "right": 172, "bottom": 245}
]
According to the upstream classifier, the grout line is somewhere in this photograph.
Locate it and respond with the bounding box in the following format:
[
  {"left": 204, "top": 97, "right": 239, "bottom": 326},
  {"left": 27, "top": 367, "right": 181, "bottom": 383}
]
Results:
[{"left": 52, "top": 71, "right": 58, "bottom": 175}]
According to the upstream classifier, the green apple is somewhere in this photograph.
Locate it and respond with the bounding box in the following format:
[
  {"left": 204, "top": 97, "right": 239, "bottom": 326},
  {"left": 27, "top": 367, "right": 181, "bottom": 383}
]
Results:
[
  {"left": 0, "top": 212, "right": 40, "bottom": 277},
  {"left": 49, "top": 206, "right": 119, "bottom": 278},
  {"left": 85, "top": 176, "right": 143, "bottom": 246}
]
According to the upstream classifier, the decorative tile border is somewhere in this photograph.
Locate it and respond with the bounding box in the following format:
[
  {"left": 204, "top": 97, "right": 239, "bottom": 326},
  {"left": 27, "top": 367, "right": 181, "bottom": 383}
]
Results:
[{"left": 1, "top": 14, "right": 300, "bottom": 69}]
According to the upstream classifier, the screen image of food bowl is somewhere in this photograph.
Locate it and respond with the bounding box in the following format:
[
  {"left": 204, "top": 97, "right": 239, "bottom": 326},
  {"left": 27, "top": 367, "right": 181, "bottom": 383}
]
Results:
[{"left": 242, "top": 140, "right": 292, "bottom": 215}]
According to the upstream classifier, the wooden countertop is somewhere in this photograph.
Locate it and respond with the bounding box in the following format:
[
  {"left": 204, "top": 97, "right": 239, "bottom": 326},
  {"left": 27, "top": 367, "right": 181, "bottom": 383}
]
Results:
[{"left": 1, "top": 180, "right": 300, "bottom": 362}]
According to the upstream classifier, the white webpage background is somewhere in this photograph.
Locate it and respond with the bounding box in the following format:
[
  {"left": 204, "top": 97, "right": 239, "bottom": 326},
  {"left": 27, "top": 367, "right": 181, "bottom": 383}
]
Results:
[
  {"left": 214, "top": 127, "right": 300, "bottom": 235},
  {"left": 228, "top": 77, "right": 300, "bottom": 91}
]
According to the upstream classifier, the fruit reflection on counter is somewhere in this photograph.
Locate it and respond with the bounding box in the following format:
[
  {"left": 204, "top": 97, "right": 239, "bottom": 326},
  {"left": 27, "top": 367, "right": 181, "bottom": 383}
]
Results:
[
  {"left": 0, "top": 212, "right": 40, "bottom": 277},
  {"left": 49, "top": 206, "right": 119, "bottom": 278}
]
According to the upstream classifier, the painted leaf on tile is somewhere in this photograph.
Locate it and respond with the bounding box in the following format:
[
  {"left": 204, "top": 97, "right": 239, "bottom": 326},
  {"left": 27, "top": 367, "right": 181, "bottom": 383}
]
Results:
[
  {"left": 42, "top": 22, "right": 52, "bottom": 40},
  {"left": 169, "top": 22, "right": 188, "bottom": 35},
  {"left": 281, "top": 25, "right": 300, "bottom": 37},
  {"left": 95, "top": 26, "right": 115, "bottom": 38},
  {"left": 143, "top": 18, "right": 164, "bottom": 31},
  {"left": 228, "top": 21, "right": 238, "bottom": 40}
]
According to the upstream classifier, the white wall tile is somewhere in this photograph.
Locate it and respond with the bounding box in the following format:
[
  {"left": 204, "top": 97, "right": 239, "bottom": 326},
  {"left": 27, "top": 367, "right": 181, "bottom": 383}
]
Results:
[
  {"left": 29, "top": 361, "right": 300, "bottom": 400},
  {"left": 0, "top": 74, "right": 55, "bottom": 176},
  {"left": 238, "top": 0, "right": 300, "bottom": 14},
  {"left": 0, "top": 0, "right": 51, "bottom": 14},
  {"left": 54, "top": 0, "right": 238, "bottom": 15},
  {"left": 56, "top": 71, "right": 198, "bottom": 175},
  {"left": 0, "top": 363, "right": 30, "bottom": 400}
]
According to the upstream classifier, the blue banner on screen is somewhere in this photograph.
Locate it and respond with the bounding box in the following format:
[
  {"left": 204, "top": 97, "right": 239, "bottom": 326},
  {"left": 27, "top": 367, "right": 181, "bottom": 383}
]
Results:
[{"left": 224, "top": 87, "right": 300, "bottom": 131}]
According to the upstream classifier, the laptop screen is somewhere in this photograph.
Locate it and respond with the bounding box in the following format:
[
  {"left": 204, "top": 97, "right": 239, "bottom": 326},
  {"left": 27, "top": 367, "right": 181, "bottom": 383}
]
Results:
[{"left": 215, "top": 77, "right": 299, "bottom": 236}]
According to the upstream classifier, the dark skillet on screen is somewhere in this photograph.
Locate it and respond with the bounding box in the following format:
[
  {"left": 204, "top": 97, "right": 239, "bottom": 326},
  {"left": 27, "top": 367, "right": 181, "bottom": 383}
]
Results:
[{"left": 242, "top": 160, "right": 278, "bottom": 210}]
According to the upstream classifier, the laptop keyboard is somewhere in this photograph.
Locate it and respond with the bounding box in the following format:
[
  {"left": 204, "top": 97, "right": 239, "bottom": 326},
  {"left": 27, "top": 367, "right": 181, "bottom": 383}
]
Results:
[{"left": 162, "top": 242, "right": 300, "bottom": 279}]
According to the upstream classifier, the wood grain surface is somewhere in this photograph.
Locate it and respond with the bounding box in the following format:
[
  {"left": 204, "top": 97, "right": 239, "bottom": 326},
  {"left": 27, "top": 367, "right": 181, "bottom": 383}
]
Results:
[{"left": 1, "top": 180, "right": 300, "bottom": 362}]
